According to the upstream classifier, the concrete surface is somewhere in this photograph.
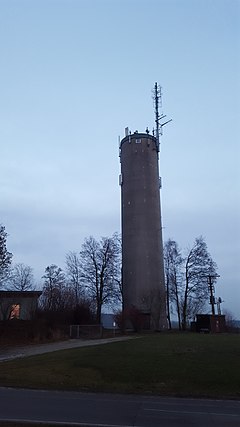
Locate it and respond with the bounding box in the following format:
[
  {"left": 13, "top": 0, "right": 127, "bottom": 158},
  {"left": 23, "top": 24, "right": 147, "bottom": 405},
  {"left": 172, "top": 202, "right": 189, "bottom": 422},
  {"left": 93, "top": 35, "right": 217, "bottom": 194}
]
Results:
[{"left": 0, "top": 336, "right": 136, "bottom": 362}]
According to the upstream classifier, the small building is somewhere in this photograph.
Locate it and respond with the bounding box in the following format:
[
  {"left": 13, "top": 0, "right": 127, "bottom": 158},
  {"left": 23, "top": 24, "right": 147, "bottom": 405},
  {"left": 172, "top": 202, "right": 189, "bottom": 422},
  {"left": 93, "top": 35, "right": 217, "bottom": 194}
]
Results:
[
  {"left": 0, "top": 291, "right": 42, "bottom": 321},
  {"left": 195, "top": 314, "right": 226, "bottom": 333}
]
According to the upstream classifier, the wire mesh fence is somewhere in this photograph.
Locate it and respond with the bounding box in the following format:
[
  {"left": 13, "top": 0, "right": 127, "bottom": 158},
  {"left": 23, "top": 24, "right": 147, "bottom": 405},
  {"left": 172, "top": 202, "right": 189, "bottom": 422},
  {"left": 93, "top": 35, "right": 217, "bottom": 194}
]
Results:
[{"left": 70, "top": 324, "right": 103, "bottom": 339}]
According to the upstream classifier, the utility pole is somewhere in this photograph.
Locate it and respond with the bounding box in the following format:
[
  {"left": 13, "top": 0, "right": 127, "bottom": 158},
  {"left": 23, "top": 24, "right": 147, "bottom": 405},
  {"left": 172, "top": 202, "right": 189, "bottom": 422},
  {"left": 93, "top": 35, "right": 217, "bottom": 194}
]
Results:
[
  {"left": 216, "top": 297, "right": 223, "bottom": 315},
  {"left": 208, "top": 275, "right": 215, "bottom": 315},
  {"left": 208, "top": 274, "right": 220, "bottom": 315}
]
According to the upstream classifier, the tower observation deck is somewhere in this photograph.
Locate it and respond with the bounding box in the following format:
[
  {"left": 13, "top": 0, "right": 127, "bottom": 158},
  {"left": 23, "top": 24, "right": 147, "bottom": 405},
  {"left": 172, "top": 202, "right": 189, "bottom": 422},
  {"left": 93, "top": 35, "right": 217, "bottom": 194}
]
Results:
[{"left": 119, "top": 131, "right": 168, "bottom": 330}]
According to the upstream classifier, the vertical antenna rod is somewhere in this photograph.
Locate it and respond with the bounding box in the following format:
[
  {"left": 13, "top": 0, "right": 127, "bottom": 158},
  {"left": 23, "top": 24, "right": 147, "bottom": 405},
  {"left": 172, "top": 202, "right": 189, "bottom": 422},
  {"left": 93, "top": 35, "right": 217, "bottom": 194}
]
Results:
[
  {"left": 153, "top": 82, "right": 172, "bottom": 152},
  {"left": 154, "top": 82, "right": 161, "bottom": 151}
]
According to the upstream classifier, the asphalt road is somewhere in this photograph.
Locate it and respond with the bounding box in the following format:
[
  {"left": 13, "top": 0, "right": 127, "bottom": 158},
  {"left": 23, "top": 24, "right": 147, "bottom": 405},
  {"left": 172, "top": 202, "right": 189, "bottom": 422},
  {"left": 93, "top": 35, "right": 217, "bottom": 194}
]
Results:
[{"left": 0, "top": 387, "right": 240, "bottom": 427}]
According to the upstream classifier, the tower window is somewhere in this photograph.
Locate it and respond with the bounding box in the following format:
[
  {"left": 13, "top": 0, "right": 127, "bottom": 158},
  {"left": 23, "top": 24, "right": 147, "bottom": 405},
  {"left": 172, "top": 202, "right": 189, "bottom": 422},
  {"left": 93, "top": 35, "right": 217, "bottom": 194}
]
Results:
[{"left": 135, "top": 138, "right": 141, "bottom": 144}]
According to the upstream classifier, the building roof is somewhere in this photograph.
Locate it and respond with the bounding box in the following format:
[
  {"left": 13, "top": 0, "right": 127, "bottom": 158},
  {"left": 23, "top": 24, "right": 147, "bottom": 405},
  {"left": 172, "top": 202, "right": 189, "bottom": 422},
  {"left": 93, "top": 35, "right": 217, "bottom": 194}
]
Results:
[{"left": 0, "top": 291, "right": 42, "bottom": 298}]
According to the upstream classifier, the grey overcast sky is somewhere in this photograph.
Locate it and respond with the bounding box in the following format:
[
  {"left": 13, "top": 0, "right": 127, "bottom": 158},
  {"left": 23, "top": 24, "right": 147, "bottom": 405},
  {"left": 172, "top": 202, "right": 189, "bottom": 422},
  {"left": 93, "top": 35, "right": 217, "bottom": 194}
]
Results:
[{"left": 0, "top": 0, "right": 239, "bottom": 317}]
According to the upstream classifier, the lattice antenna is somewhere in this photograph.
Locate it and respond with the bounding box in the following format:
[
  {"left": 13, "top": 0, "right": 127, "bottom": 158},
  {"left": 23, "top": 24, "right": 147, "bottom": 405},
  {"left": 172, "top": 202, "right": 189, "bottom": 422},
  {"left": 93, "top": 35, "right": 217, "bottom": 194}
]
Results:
[{"left": 152, "top": 82, "right": 172, "bottom": 152}]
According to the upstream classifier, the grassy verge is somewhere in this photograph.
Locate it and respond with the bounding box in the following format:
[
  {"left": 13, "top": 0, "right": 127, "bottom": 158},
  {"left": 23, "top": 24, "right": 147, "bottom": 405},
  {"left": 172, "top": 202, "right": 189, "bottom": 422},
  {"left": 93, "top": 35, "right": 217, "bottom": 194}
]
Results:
[{"left": 0, "top": 333, "right": 239, "bottom": 399}]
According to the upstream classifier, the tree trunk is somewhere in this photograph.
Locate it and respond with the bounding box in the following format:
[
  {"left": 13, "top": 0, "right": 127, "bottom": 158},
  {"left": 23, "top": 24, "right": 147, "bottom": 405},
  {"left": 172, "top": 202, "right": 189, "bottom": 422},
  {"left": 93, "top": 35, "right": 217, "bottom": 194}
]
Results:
[
  {"left": 182, "top": 272, "right": 189, "bottom": 330},
  {"left": 176, "top": 301, "right": 181, "bottom": 330},
  {"left": 96, "top": 302, "right": 102, "bottom": 324},
  {"left": 175, "top": 285, "right": 182, "bottom": 330},
  {"left": 166, "top": 276, "right": 172, "bottom": 329}
]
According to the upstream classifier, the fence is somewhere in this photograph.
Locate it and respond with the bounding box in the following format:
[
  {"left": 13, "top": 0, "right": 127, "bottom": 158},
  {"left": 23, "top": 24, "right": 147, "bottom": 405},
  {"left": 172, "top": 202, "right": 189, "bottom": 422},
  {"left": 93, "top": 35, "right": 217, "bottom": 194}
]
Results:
[{"left": 70, "top": 324, "right": 103, "bottom": 339}]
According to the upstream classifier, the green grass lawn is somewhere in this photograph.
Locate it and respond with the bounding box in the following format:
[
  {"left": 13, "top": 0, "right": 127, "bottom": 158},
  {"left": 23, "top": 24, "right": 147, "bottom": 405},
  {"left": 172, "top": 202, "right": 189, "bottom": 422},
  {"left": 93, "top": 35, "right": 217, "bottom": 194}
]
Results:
[{"left": 0, "top": 333, "right": 239, "bottom": 399}]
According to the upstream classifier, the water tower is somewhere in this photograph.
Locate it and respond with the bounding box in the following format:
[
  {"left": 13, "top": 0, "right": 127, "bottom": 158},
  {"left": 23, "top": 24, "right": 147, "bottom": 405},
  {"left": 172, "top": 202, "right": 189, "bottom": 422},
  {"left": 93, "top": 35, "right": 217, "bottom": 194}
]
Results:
[{"left": 119, "top": 83, "right": 171, "bottom": 330}]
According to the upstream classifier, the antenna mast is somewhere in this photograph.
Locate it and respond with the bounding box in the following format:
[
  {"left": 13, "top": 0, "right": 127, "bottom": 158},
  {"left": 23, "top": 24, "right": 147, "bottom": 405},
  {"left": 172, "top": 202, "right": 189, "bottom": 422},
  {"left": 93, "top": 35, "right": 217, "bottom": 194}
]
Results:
[{"left": 153, "top": 82, "right": 172, "bottom": 152}]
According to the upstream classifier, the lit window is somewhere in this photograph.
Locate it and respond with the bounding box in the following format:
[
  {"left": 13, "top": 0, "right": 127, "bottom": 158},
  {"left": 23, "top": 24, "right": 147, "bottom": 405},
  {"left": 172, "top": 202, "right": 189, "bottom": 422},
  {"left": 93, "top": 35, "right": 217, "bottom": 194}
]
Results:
[
  {"left": 9, "top": 304, "right": 20, "bottom": 320},
  {"left": 135, "top": 138, "right": 141, "bottom": 144}
]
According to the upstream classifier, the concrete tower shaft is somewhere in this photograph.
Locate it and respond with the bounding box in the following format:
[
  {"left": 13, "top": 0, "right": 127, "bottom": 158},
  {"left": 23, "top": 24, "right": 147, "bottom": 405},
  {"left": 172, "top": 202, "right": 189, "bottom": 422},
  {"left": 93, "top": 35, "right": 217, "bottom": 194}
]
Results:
[{"left": 120, "top": 132, "right": 167, "bottom": 330}]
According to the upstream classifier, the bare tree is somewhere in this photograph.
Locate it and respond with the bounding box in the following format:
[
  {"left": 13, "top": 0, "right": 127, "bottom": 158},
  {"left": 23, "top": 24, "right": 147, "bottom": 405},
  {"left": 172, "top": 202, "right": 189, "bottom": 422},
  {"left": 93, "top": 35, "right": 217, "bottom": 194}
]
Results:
[
  {"left": 164, "top": 236, "right": 217, "bottom": 330},
  {"left": 0, "top": 225, "right": 12, "bottom": 286},
  {"left": 80, "top": 233, "right": 121, "bottom": 323},
  {"left": 111, "top": 233, "right": 123, "bottom": 307},
  {"left": 164, "top": 239, "right": 183, "bottom": 330},
  {"left": 181, "top": 236, "right": 217, "bottom": 330},
  {"left": 65, "top": 251, "right": 83, "bottom": 304},
  {"left": 8, "top": 263, "right": 34, "bottom": 291},
  {"left": 41, "top": 264, "right": 69, "bottom": 311}
]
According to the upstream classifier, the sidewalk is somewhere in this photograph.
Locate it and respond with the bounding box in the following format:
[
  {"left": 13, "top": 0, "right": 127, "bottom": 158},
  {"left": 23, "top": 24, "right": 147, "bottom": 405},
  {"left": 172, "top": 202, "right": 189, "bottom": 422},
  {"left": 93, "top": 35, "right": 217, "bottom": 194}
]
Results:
[{"left": 0, "top": 336, "right": 135, "bottom": 362}]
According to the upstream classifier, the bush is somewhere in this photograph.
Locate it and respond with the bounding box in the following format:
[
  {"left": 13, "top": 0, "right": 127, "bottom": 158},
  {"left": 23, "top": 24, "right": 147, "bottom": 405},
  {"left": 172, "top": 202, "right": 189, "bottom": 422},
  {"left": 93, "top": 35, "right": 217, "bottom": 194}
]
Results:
[{"left": 0, "top": 319, "right": 66, "bottom": 344}]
